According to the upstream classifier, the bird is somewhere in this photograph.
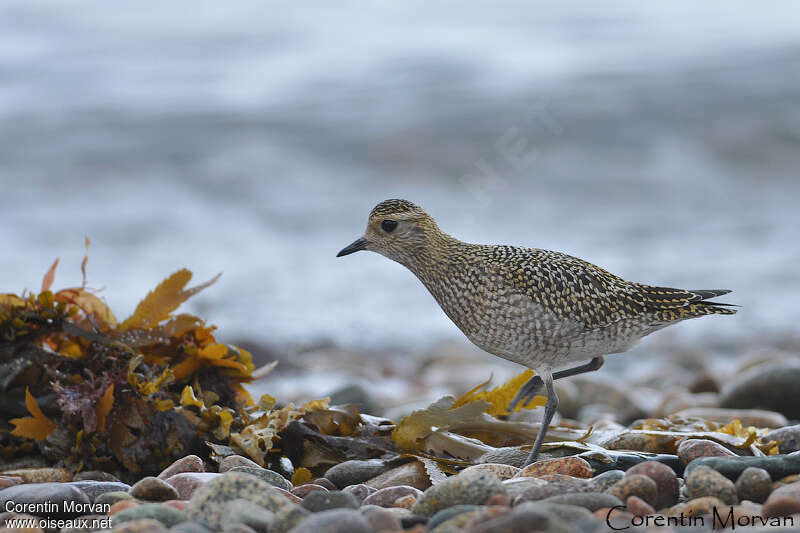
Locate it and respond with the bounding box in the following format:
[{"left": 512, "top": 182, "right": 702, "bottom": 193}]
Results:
[{"left": 336, "top": 199, "right": 736, "bottom": 466}]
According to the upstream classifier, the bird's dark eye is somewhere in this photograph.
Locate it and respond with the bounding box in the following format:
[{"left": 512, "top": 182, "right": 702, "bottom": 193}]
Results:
[{"left": 381, "top": 219, "right": 398, "bottom": 233}]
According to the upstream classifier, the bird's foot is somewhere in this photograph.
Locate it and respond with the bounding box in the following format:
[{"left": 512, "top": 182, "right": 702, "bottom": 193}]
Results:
[{"left": 507, "top": 375, "right": 544, "bottom": 413}]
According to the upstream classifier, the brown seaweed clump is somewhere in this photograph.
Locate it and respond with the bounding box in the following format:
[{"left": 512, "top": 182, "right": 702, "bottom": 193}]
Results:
[{"left": 0, "top": 242, "right": 255, "bottom": 479}]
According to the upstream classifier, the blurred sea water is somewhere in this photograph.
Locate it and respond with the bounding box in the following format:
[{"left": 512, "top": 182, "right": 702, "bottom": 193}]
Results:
[{"left": 1, "top": 1, "right": 799, "bottom": 354}]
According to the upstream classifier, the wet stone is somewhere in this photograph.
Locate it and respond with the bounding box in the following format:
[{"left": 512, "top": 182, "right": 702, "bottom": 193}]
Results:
[
  {"left": 626, "top": 460, "right": 679, "bottom": 510},
  {"left": 300, "top": 490, "right": 359, "bottom": 512},
  {"left": 411, "top": 471, "right": 507, "bottom": 517},
  {"left": 219, "top": 455, "right": 263, "bottom": 473},
  {"left": 111, "top": 503, "right": 187, "bottom": 528},
  {"left": 766, "top": 424, "right": 800, "bottom": 454},
  {"left": 735, "top": 466, "right": 773, "bottom": 503},
  {"left": 461, "top": 463, "right": 520, "bottom": 481},
  {"left": 186, "top": 472, "right": 294, "bottom": 529},
  {"left": 540, "top": 491, "right": 622, "bottom": 512},
  {"left": 165, "top": 473, "right": 222, "bottom": 500},
  {"left": 283, "top": 508, "right": 371, "bottom": 533},
  {"left": 324, "top": 459, "right": 392, "bottom": 489},
  {"left": 605, "top": 474, "right": 658, "bottom": 507},
  {"left": 677, "top": 438, "right": 737, "bottom": 466},
  {"left": 69, "top": 480, "right": 131, "bottom": 502},
  {"left": 290, "top": 483, "right": 328, "bottom": 499},
  {"left": 364, "top": 460, "right": 430, "bottom": 491},
  {"left": 131, "top": 477, "right": 180, "bottom": 502},
  {"left": 362, "top": 485, "right": 423, "bottom": 508},
  {"left": 516, "top": 457, "right": 593, "bottom": 479},
  {"left": 227, "top": 466, "right": 293, "bottom": 491},
  {"left": 0, "top": 482, "right": 90, "bottom": 517},
  {"left": 686, "top": 465, "right": 738, "bottom": 505},
  {"left": 158, "top": 455, "right": 205, "bottom": 480}
]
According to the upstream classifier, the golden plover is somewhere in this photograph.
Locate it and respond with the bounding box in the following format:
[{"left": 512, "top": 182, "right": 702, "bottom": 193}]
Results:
[{"left": 337, "top": 199, "right": 736, "bottom": 466}]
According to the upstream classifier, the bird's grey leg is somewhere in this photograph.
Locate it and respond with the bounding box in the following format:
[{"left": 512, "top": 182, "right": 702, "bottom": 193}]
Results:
[
  {"left": 523, "top": 369, "right": 557, "bottom": 466},
  {"left": 507, "top": 356, "right": 604, "bottom": 412}
]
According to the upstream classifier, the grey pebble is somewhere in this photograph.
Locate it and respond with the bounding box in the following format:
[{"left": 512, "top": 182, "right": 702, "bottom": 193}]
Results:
[
  {"left": 285, "top": 508, "right": 371, "bottom": 533},
  {"left": 300, "top": 490, "right": 359, "bottom": 512},
  {"left": 226, "top": 498, "right": 276, "bottom": 533},
  {"left": 68, "top": 481, "right": 131, "bottom": 502},
  {"left": 341, "top": 483, "right": 375, "bottom": 503},
  {"left": 541, "top": 491, "right": 623, "bottom": 511},
  {"left": 411, "top": 471, "right": 507, "bottom": 517},
  {"left": 0, "top": 482, "right": 90, "bottom": 517},
  {"left": 112, "top": 503, "right": 187, "bottom": 528},
  {"left": 228, "top": 466, "right": 293, "bottom": 491},
  {"left": 735, "top": 466, "right": 773, "bottom": 503},
  {"left": 324, "top": 459, "right": 392, "bottom": 489}
]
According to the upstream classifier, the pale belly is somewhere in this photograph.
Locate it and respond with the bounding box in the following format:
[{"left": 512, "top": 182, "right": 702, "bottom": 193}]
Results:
[{"left": 427, "top": 282, "right": 658, "bottom": 370}]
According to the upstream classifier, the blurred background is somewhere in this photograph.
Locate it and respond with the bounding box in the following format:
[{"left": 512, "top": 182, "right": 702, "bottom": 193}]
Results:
[{"left": 2, "top": 2, "right": 799, "bottom": 407}]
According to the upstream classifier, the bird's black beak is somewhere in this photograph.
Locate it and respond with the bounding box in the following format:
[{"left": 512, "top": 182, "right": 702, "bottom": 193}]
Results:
[{"left": 336, "top": 237, "right": 368, "bottom": 257}]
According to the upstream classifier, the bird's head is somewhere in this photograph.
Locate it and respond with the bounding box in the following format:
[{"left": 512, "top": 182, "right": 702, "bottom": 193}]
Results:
[{"left": 336, "top": 199, "right": 445, "bottom": 265}]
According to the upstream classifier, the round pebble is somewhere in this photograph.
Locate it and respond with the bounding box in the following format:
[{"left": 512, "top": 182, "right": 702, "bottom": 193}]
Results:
[
  {"left": 274, "top": 505, "right": 311, "bottom": 532},
  {"left": 300, "top": 490, "right": 359, "bottom": 512},
  {"left": 111, "top": 503, "right": 187, "bottom": 528},
  {"left": 311, "top": 478, "right": 337, "bottom": 490},
  {"left": 228, "top": 466, "right": 293, "bottom": 491},
  {"left": 468, "top": 502, "right": 550, "bottom": 533},
  {"left": 291, "top": 484, "right": 329, "bottom": 498},
  {"left": 219, "top": 455, "right": 263, "bottom": 472},
  {"left": 719, "top": 363, "right": 800, "bottom": 419},
  {"left": 677, "top": 439, "right": 736, "bottom": 466},
  {"left": 460, "top": 463, "right": 520, "bottom": 480},
  {"left": 361, "top": 505, "right": 402, "bottom": 532},
  {"left": 540, "top": 491, "right": 622, "bottom": 512},
  {"left": 626, "top": 460, "right": 679, "bottom": 510},
  {"left": 157, "top": 455, "right": 205, "bottom": 480},
  {"left": 677, "top": 495, "right": 727, "bottom": 518},
  {"left": 96, "top": 490, "right": 135, "bottom": 506},
  {"left": 284, "top": 508, "right": 371, "bottom": 533},
  {"left": 362, "top": 485, "right": 422, "bottom": 508},
  {"left": 341, "top": 483, "right": 375, "bottom": 504},
  {"left": 605, "top": 475, "right": 657, "bottom": 507},
  {"left": 763, "top": 482, "right": 800, "bottom": 518},
  {"left": 170, "top": 522, "right": 214, "bottom": 533},
  {"left": 165, "top": 473, "right": 222, "bottom": 499},
  {"left": 685, "top": 454, "right": 800, "bottom": 481},
  {"left": 225, "top": 498, "right": 276, "bottom": 532},
  {"left": 131, "top": 476, "right": 180, "bottom": 502},
  {"left": 0, "top": 482, "right": 90, "bottom": 517},
  {"left": 590, "top": 470, "right": 625, "bottom": 492},
  {"left": 625, "top": 495, "right": 654, "bottom": 517},
  {"left": 324, "top": 459, "right": 392, "bottom": 489},
  {"left": 411, "top": 471, "right": 507, "bottom": 517},
  {"left": 363, "top": 461, "right": 431, "bottom": 491},
  {"left": 514, "top": 477, "right": 593, "bottom": 503},
  {"left": 735, "top": 466, "right": 772, "bottom": 503},
  {"left": 186, "top": 472, "right": 295, "bottom": 529},
  {"left": 426, "top": 504, "right": 482, "bottom": 530},
  {"left": 686, "top": 465, "right": 738, "bottom": 505},
  {"left": 516, "top": 457, "right": 593, "bottom": 479}
]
